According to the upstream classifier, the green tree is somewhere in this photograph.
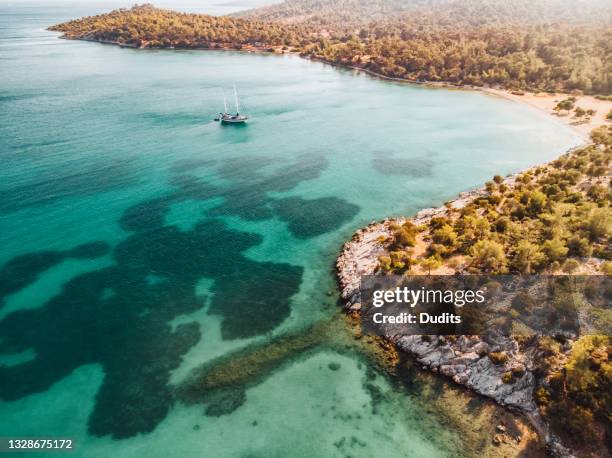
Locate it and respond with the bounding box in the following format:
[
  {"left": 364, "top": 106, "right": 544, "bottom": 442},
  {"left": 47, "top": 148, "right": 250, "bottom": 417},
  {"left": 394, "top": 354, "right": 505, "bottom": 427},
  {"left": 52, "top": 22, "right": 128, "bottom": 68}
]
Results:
[
  {"left": 573, "top": 106, "right": 586, "bottom": 119},
  {"left": 469, "top": 240, "right": 507, "bottom": 272},
  {"left": 542, "top": 238, "right": 568, "bottom": 263},
  {"left": 567, "top": 235, "right": 592, "bottom": 257},
  {"left": 526, "top": 190, "right": 547, "bottom": 215},
  {"left": 392, "top": 221, "right": 418, "bottom": 248},
  {"left": 420, "top": 256, "right": 442, "bottom": 275},
  {"left": 431, "top": 224, "right": 458, "bottom": 248},
  {"left": 511, "top": 240, "right": 545, "bottom": 273},
  {"left": 584, "top": 208, "right": 611, "bottom": 241},
  {"left": 554, "top": 98, "right": 574, "bottom": 114},
  {"left": 562, "top": 258, "right": 580, "bottom": 273}
]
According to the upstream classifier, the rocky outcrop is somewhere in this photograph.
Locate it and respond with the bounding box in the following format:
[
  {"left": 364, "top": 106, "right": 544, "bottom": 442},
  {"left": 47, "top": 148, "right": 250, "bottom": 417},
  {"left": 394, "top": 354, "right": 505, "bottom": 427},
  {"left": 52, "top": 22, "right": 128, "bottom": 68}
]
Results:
[
  {"left": 395, "top": 334, "right": 537, "bottom": 412},
  {"left": 334, "top": 149, "right": 600, "bottom": 455},
  {"left": 336, "top": 187, "right": 486, "bottom": 312},
  {"left": 335, "top": 185, "right": 539, "bottom": 413},
  {"left": 336, "top": 218, "right": 403, "bottom": 311}
]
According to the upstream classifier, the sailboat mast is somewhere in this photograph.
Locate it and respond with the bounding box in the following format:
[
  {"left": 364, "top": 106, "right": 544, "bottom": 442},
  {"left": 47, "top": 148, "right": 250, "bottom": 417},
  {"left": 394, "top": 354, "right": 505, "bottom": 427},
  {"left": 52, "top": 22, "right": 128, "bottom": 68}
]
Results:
[
  {"left": 234, "top": 85, "right": 240, "bottom": 114},
  {"left": 223, "top": 91, "right": 228, "bottom": 114}
]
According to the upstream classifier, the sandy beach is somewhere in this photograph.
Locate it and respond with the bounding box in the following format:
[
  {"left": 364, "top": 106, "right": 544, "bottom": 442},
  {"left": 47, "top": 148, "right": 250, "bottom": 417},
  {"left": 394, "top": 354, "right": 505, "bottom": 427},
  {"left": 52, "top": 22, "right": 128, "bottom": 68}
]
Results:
[
  {"left": 313, "top": 56, "right": 612, "bottom": 139},
  {"left": 483, "top": 88, "right": 612, "bottom": 138}
]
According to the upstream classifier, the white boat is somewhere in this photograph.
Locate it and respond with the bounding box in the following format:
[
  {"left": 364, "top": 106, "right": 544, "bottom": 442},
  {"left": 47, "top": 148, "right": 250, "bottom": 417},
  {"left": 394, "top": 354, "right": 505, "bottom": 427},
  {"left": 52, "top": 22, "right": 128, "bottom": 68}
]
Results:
[{"left": 215, "top": 85, "right": 248, "bottom": 124}]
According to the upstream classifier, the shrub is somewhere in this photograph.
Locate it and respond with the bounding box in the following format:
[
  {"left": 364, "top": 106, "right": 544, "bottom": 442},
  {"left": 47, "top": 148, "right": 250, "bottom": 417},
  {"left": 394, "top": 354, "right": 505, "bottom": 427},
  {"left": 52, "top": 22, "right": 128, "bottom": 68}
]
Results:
[
  {"left": 389, "top": 250, "right": 411, "bottom": 273},
  {"left": 511, "top": 291, "right": 535, "bottom": 311},
  {"left": 587, "top": 184, "right": 608, "bottom": 202},
  {"left": 378, "top": 255, "right": 391, "bottom": 271},
  {"left": 488, "top": 351, "right": 508, "bottom": 364},
  {"left": 420, "top": 256, "right": 442, "bottom": 274},
  {"left": 494, "top": 216, "right": 510, "bottom": 233},
  {"left": 567, "top": 236, "right": 592, "bottom": 257},
  {"left": 527, "top": 190, "right": 547, "bottom": 215},
  {"left": 428, "top": 243, "right": 448, "bottom": 258},
  {"left": 511, "top": 240, "right": 545, "bottom": 273},
  {"left": 392, "top": 222, "right": 418, "bottom": 248},
  {"left": 429, "top": 217, "right": 451, "bottom": 231},
  {"left": 511, "top": 364, "right": 526, "bottom": 377},
  {"left": 470, "top": 240, "right": 507, "bottom": 272},
  {"left": 584, "top": 208, "right": 610, "bottom": 241},
  {"left": 562, "top": 258, "right": 580, "bottom": 273},
  {"left": 590, "top": 125, "right": 611, "bottom": 146},
  {"left": 376, "top": 235, "right": 389, "bottom": 244},
  {"left": 543, "top": 238, "right": 568, "bottom": 263},
  {"left": 431, "top": 224, "right": 458, "bottom": 247}
]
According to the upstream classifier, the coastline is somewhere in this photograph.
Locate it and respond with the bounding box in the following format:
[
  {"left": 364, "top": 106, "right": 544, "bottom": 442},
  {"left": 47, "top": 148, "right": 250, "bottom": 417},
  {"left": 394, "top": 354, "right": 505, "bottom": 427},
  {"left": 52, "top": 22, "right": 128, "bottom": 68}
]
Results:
[
  {"left": 307, "top": 56, "right": 610, "bottom": 140},
  {"left": 335, "top": 137, "right": 611, "bottom": 457},
  {"left": 52, "top": 34, "right": 612, "bottom": 139},
  {"left": 333, "top": 157, "right": 558, "bottom": 454},
  {"left": 478, "top": 87, "right": 611, "bottom": 139},
  {"left": 49, "top": 33, "right": 610, "bottom": 456}
]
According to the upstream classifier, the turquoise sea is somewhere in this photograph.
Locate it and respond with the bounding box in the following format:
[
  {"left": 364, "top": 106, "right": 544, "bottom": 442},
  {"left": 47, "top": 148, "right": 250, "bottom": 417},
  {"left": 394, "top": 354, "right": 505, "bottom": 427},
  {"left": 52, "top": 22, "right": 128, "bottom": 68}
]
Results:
[{"left": 0, "top": 2, "right": 583, "bottom": 457}]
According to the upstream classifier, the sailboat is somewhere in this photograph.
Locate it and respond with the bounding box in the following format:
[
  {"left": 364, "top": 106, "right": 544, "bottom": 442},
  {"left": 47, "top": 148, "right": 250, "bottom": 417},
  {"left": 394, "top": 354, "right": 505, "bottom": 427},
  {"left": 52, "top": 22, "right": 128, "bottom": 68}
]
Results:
[{"left": 215, "top": 85, "right": 248, "bottom": 124}]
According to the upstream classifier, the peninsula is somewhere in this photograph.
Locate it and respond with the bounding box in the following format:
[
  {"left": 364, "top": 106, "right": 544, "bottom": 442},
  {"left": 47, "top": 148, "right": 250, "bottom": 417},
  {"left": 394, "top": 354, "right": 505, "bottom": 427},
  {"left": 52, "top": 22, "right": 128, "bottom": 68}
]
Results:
[
  {"left": 337, "top": 125, "right": 611, "bottom": 455},
  {"left": 50, "top": 1, "right": 611, "bottom": 96}
]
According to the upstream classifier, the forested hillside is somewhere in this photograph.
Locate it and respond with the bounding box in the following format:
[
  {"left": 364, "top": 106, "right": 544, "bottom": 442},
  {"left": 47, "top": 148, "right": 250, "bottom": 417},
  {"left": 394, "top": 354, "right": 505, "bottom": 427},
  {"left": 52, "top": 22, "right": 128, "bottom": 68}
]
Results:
[
  {"left": 50, "top": 1, "right": 612, "bottom": 94},
  {"left": 237, "top": 0, "right": 612, "bottom": 27},
  {"left": 49, "top": 4, "right": 310, "bottom": 49}
]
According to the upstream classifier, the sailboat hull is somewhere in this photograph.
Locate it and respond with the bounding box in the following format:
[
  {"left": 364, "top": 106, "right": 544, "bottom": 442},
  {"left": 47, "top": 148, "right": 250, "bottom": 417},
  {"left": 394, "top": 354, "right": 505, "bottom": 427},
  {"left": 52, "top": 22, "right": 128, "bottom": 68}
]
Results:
[{"left": 220, "top": 116, "right": 248, "bottom": 124}]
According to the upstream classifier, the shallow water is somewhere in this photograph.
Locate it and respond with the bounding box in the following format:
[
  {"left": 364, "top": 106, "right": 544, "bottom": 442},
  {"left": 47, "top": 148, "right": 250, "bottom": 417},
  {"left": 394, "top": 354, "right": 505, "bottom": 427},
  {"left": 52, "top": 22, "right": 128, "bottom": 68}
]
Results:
[{"left": 0, "top": 2, "right": 583, "bottom": 457}]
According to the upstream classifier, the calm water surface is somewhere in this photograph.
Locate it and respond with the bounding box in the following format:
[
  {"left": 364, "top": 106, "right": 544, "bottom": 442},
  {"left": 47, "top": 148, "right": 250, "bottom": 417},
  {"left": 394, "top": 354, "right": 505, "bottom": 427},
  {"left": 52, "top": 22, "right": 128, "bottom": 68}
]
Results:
[{"left": 0, "top": 3, "right": 582, "bottom": 457}]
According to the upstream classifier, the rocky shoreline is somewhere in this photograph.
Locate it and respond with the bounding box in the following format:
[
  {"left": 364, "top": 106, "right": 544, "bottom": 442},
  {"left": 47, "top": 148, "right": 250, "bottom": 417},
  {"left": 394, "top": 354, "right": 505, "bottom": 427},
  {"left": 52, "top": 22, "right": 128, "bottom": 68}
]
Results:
[
  {"left": 334, "top": 156, "right": 590, "bottom": 456},
  {"left": 335, "top": 181, "right": 541, "bottom": 409}
]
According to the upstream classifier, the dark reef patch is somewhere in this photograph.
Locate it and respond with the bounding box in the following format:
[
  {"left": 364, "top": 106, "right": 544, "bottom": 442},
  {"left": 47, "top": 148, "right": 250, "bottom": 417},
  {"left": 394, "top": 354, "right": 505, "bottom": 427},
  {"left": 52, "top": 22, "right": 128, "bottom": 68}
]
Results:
[
  {"left": 372, "top": 152, "right": 434, "bottom": 177},
  {"left": 0, "top": 151, "right": 340, "bottom": 438},
  {"left": 119, "top": 195, "right": 177, "bottom": 231},
  {"left": 0, "top": 158, "right": 139, "bottom": 215},
  {"left": 272, "top": 196, "right": 360, "bottom": 239},
  {"left": 208, "top": 186, "right": 272, "bottom": 220},
  {"left": 119, "top": 176, "right": 219, "bottom": 231},
  {"left": 0, "top": 263, "right": 203, "bottom": 438},
  {"left": 216, "top": 156, "right": 276, "bottom": 181},
  {"left": 66, "top": 241, "right": 110, "bottom": 259},
  {"left": 0, "top": 242, "right": 110, "bottom": 307},
  {"left": 168, "top": 158, "right": 217, "bottom": 174},
  {"left": 169, "top": 174, "right": 220, "bottom": 201},
  {"left": 203, "top": 388, "right": 247, "bottom": 417},
  {"left": 139, "top": 111, "right": 204, "bottom": 127},
  {"left": 259, "top": 153, "right": 328, "bottom": 193},
  {"left": 0, "top": 179, "right": 302, "bottom": 437},
  {"left": 209, "top": 261, "right": 303, "bottom": 339},
  {"left": 176, "top": 321, "right": 340, "bottom": 417},
  {"left": 208, "top": 153, "right": 329, "bottom": 221}
]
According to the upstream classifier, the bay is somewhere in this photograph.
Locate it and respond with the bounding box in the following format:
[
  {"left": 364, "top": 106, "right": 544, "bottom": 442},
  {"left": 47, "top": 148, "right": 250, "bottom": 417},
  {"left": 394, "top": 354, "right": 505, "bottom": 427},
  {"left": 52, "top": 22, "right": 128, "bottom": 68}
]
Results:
[{"left": 0, "top": 3, "right": 582, "bottom": 457}]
